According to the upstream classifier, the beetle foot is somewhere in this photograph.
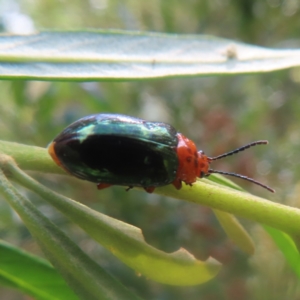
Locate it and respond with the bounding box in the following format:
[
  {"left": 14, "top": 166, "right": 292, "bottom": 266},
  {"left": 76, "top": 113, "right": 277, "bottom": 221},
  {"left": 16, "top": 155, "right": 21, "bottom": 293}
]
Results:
[{"left": 126, "top": 186, "right": 134, "bottom": 192}]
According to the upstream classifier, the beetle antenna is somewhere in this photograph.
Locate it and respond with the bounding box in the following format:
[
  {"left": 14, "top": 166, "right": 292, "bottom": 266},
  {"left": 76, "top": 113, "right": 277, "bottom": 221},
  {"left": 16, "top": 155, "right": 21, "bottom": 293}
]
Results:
[
  {"left": 208, "top": 169, "right": 275, "bottom": 193},
  {"left": 209, "top": 140, "right": 268, "bottom": 161}
]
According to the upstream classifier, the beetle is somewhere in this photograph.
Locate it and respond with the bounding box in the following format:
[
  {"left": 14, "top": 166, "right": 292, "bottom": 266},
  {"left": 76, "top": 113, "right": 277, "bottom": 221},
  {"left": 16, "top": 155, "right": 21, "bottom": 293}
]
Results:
[{"left": 48, "top": 113, "right": 274, "bottom": 193}]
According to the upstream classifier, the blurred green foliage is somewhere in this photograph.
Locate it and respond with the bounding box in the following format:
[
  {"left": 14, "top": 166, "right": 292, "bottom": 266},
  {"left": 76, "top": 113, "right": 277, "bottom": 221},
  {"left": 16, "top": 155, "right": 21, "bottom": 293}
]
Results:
[{"left": 1, "top": 0, "right": 300, "bottom": 299}]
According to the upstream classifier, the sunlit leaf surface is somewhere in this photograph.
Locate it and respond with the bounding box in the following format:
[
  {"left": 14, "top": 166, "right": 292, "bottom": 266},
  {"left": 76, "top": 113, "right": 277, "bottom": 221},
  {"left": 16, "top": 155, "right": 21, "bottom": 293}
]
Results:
[{"left": 0, "top": 31, "right": 299, "bottom": 80}]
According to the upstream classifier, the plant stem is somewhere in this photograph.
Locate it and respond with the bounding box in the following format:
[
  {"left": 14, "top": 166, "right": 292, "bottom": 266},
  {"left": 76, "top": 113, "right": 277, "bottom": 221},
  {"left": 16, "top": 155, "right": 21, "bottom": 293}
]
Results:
[
  {"left": 0, "top": 140, "right": 64, "bottom": 174},
  {"left": 155, "top": 182, "right": 300, "bottom": 239},
  {"left": 1, "top": 140, "right": 300, "bottom": 244}
]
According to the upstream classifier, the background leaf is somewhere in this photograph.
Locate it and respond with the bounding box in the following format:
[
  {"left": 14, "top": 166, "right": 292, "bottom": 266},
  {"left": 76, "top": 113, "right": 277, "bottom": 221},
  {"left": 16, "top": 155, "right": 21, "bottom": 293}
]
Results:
[
  {"left": 213, "top": 210, "right": 255, "bottom": 255},
  {"left": 0, "top": 31, "right": 300, "bottom": 80},
  {"left": 0, "top": 240, "right": 78, "bottom": 300},
  {"left": 264, "top": 226, "right": 300, "bottom": 278}
]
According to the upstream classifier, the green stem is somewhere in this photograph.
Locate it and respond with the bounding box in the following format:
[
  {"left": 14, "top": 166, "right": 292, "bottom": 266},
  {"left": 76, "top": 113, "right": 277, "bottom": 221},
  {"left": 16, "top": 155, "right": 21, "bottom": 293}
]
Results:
[
  {"left": 155, "top": 182, "right": 300, "bottom": 238},
  {"left": 0, "top": 140, "right": 64, "bottom": 174},
  {"left": 1, "top": 140, "right": 300, "bottom": 241}
]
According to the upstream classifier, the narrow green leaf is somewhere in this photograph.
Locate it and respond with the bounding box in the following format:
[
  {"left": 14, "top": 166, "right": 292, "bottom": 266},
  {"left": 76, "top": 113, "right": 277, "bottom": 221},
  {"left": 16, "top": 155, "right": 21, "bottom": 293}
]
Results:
[
  {"left": 0, "top": 240, "right": 78, "bottom": 300},
  {"left": 0, "top": 30, "right": 299, "bottom": 80},
  {"left": 5, "top": 156, "right": 221, "bottom": 286},
  {"left": 208, "top": 173, "right": 245, "bottom": 192},
  {"left": 204, "top": 169, "right": 300, "bottom": 278},
  {"left": 207, "top": 177, "right": 255, "bottom": 255},
  {"left": 0, "top": 164, "right": 142, "bottom": 300},
  {"left": 213, "top": 209, "right": 255, "bottom": 255},
  {"left": 264, "top": 226, "right": 300, "bottom": 278}
]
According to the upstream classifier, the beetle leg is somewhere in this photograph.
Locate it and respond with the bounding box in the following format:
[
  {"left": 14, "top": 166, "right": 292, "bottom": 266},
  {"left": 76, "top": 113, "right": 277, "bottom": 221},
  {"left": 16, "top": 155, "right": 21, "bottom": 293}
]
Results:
[
  {"left": 172, "top": 179, "right": 182, "bottom": 190},
  {"left": 97, "top": 183, "right": 112, "bottom": 190},
  {"left": 126, "top": 186, "right": 134, "bottom": 192},
  {"left": 144, "top": 186, "right": 155, "bottom": 193}
]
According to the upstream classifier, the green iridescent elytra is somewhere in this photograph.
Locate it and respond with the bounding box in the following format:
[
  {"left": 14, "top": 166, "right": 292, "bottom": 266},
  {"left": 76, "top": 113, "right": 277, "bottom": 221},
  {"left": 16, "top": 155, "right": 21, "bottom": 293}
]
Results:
[{"left": 50, "top": 114, "right": 179, "bottom": 187}]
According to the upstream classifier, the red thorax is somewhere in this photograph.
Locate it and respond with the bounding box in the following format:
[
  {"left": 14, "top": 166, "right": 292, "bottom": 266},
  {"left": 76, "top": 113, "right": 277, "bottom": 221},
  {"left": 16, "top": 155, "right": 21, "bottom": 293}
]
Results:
[{"left": 172, "top": 133, "right": 211, "bottom": 190}]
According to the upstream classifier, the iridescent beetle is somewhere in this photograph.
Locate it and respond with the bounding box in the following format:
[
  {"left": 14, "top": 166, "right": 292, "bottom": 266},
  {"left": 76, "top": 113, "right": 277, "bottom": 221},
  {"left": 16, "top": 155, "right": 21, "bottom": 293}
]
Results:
[{"left": 48, "top": 114, "right": 274, "bottom": 193}]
